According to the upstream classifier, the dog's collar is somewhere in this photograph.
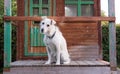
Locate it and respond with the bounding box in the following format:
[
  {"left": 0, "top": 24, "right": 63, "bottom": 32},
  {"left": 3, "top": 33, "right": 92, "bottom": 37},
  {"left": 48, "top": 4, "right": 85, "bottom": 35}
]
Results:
[{"left": 47, "top": 31, "right": 56, "bottom": 39}]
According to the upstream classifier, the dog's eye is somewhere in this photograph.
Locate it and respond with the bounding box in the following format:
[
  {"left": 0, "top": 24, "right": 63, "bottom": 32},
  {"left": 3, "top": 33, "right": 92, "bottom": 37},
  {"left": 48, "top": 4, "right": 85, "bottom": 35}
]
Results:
[
  {"left": 42, "top": 22, "right": 44, "bottom": 25},
  {"left": 47, "top": 24, "right": 50, "bottom": 27}
]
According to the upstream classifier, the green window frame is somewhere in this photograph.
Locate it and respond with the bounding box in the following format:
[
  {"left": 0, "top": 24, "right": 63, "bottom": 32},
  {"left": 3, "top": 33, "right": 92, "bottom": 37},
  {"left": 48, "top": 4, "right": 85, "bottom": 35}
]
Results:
[{"left": 65, "top": 0, "right": 94, "bottom": 16}]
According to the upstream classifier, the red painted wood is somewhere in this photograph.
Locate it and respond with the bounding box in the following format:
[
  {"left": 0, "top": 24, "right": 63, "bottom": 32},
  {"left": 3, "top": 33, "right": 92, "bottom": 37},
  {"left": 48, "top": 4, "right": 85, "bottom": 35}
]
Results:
[{"left": 4, "top": 16, "right": 115, "bottom": 22}]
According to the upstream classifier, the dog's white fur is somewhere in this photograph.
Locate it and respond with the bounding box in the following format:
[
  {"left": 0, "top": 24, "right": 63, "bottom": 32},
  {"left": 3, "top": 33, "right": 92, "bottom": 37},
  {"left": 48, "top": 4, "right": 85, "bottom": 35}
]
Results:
[{"left": 40, "top": 17, "right": 70, "bottom": 65}]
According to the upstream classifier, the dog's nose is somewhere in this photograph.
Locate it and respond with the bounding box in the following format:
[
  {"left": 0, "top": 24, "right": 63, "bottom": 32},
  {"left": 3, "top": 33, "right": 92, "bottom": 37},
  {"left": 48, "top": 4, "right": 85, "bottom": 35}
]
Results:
[{"left": 41, "top": 28, "right": 44, "bottom": 33}]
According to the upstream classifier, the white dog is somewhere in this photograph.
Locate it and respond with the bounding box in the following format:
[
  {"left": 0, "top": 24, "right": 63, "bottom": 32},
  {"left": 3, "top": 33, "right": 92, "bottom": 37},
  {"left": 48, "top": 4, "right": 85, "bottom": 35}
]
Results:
[{"left": 40, "top": 17, "right": 70, "bottom": 65}]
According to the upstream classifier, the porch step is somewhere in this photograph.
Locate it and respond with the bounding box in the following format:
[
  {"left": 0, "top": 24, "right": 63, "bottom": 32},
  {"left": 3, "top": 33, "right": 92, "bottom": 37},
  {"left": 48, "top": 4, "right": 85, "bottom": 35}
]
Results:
[{"left": 3, "top": 60, "right": 111, "bottom": 74}]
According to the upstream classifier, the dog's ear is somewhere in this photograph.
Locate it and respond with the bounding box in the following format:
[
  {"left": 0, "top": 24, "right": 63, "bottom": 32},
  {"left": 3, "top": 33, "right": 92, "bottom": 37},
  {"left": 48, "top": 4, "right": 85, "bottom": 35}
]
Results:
[
  {"left": 41, "top": 16, "right": 47, "bottom": 20},
  {"left": 51, "top": 19, "right": 56, "bottom": 25}
]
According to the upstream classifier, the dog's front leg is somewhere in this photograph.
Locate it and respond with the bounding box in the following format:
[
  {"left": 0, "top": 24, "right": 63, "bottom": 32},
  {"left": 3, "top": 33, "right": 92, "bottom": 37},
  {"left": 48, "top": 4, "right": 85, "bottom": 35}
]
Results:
[
  {"left": 56, "top": 45, "right": 60, "bottom": 65},
  {"left": 45, "top": 47, "right": 51, "bottom": 64}
]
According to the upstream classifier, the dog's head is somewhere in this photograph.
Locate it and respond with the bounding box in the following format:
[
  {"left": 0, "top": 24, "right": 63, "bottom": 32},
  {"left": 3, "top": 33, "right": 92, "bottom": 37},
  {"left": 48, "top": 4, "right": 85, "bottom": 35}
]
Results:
[{"left": 40, "top": 16, "right": 56, "bottom": 35}]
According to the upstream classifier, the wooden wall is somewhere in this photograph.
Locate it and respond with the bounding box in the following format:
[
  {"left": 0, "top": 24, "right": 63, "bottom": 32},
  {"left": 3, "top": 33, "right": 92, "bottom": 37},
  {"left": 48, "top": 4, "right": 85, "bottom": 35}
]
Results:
[{"left": 16, "top": 0, "right": 101, "bottom": 60}]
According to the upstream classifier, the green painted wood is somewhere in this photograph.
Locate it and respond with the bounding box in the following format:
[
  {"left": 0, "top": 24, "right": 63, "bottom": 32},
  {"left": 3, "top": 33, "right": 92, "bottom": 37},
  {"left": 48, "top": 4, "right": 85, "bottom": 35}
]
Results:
[
  {"left": 65, "top": 1, "right": 78, "bottom": 4},
  {"left": 25, "top": 0, "right": 28, "bottom": 16},
  {"left": 30, "top": 0, "right": 33, "bottom": 16},
  {"left": 24, "top": 52, "right": 47, "bottom": 56},
  {"left": 39, "top": 0, "right": 42, "bottom": 16},
  {"left": 24, "top": 22, "right": 28, "bottom": 56},
  {"left": 4, "top": 0, "right": 12, "bottom": 68},
  {"left": 108, "top": 0, "right": 117, "bottom": 71},
  {"left": 65, "top": 0, "right": 94, "bottom": 4},
  {"left": 78, "top": 0, "right": 81, "bottom": 16},
  {"left": 53, "top": 0, "right": 56, "bottom": 15},
  {"left": 81, "top": 1, "right": 94, "bottom": 4},
  {"left": 24, "top": 0, "right": 29, "bottom": 56}
]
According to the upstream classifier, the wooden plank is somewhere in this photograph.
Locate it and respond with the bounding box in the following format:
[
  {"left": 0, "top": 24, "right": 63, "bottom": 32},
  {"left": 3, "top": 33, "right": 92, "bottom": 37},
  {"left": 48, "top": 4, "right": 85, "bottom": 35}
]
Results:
[
  {"left": 10, "top": 60, "right": 110, "bottom": 67},
  {"left": 99, "top": 60, "right": 110, "bottom": 65},
  {"left": 108, "top": 0, "right": 117, "bottom": 71},
  {"left": 68, "top": 45, "right": 99, "bottom": 60},
  {"left": 69, "top": 48, "right": 98, "bottom": 53},
  {"left": 71, "top": 54, "right": 99, "bottom": 57},
  {"left": 70, "top": 61, "right": 78, "bottom": 65},
  {"left": 59, "top": 22, "right": 98, "bottom": 28},
  {"left": 84, "top": 61, "right": 96, "bottom": 65},
  {"left": 69, "top": 51, "right": 98, "bottom": 55},
  {"left": 92, "top": 61, "right": 104, "bottom": 65},
  {"left": 68, "top": 45, "right": 99, "bottom": 49},
  {"left": 70, "top": 54, "right": 99, "bottom": 59},
  {"left": 3, "top": 16, "right": 115, "bottom": 22},
  {"left": 16, "top": 0, "right": 25, "bottom": 60},
  {"left": 56, "top": 0, "right": 64, "bottom": 16},
  {"left": 4, "top": 0, "right": 11, "bottom": 68},
  {"left": 94, "top": 0, "right": 100, "bottom": 16},
  {"left": 71, "top": 57, "right": 99, "bottom": 61},
  {"left": 67, "top": 41, "right": 98, "bottom": 46},
  {"left": 77, "top": 61, "right": 88, "bottom": 65}
]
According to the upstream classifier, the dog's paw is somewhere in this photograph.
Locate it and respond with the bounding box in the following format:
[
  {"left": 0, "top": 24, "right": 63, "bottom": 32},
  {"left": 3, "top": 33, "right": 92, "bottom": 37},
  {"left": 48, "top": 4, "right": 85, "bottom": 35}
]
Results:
[
  {"left": 63, "top": 61, "right": 70, "bottom": 65},
  {"left": 56, "top": 62, "right": 60, "bottom": 65},
  {"left": 45, "top": 61, "right": 51, "bottom": 64}
]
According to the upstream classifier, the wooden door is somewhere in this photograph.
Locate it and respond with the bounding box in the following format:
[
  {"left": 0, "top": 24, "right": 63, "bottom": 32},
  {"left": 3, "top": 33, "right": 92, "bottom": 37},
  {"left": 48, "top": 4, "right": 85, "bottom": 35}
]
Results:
[{"left": 24, "top": 0, "right": 54, "bottom": 57}]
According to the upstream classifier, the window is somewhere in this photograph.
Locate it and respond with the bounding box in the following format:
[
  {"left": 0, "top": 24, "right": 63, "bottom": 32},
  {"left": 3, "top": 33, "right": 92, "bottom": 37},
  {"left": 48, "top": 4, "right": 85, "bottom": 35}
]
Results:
[
  {"left": 33, "top": 8, "right": 39, "bottom": 16},
  {"left": 30, "top": 0, "right": 50, "bottom": 16},
  {"left": 65, "top": 5, "right": 77, "bottom": 16},
  {"left": 42, "top": 8, "right": 49, "bottom": 16},
  {"left": 42, "top": 0, "right": 48, "bottom": 4},
  {"left": 65, "top": 0, "right": 94, "bottom": 16},
  {"left": 33, "top": 0, "right": 39, "bottom": 4},
  {"left": 81, "top": 4, "right": 94, "bottom": 16}
]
